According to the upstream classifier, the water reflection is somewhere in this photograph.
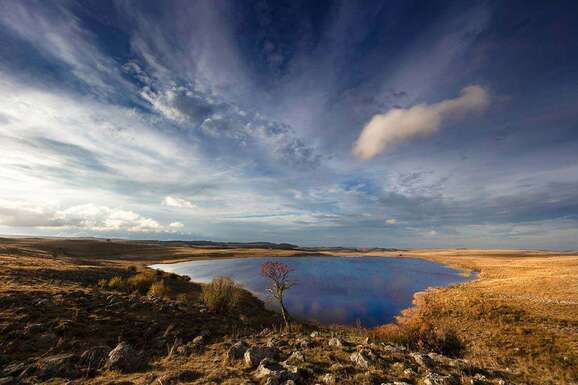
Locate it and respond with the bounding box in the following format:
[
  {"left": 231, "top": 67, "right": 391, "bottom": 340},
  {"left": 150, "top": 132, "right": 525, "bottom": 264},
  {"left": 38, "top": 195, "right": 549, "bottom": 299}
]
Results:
[{"left": 151, "top": 256, "right": 474, "bottom": 327}]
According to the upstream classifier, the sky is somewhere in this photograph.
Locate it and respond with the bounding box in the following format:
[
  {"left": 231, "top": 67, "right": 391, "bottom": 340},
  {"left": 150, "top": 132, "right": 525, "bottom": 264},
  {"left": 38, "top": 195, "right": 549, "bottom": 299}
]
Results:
[{"left": 1, "top": 0, "right": 578, "bottom": 249}]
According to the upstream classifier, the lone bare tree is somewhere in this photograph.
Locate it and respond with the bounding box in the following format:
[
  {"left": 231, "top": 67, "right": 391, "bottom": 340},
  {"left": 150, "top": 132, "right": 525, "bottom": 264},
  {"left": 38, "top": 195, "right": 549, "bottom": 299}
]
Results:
[{"left": 261, "top": 261, "right": 294, "bottom": 329}]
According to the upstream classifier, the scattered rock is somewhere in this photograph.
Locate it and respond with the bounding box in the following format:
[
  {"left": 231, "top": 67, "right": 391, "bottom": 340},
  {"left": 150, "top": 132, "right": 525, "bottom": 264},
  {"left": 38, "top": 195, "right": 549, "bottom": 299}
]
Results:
[
  {"left": 106, "top": 342, "right": 138, "bottom": 372},
  {"left": 423, "top": 371, "right": 456, "bottom": 385},
  {"left": 285, "top": 351, "right": 305, "bottom": 365},
  {"left": 254, "top": 358, "right": 300, "bottom": 385},
  {"left": 255, "top": 358, "right": 283, "bottom": 379},
  {"left": 244, "top": 346, "right": 277, "bottom": 368},
  {"left": 322, "top": 373, "right": 336, "bottom": 384},
  {"left": 403, "top": 368, "right": 417, "bottom": 378},
  {"left": 226, "top": 341, "right": 249, "bottom": 361},
  {"left": 382, "top": 344, "right": 405, "bottom": 353},
  {"left": 471, "top": 373, "right": 489, "bottom": 385},
  {"left": 267, "top": 337, "right": 282, "bottom": 348},
  {"left": 349, "top": 350, "right": 374, "bottom": 369},
  {"left": 191, "top": 335, "right": 203, "bottom": 344},
  {"left": 310, "top": 331, "right": 319, "bottom": 338},
  {"left": 410, "top": 352, "right": 433, "bottom": 368},
  {"left": 328, "top": 337, "right": 342, "bottom": 348}
]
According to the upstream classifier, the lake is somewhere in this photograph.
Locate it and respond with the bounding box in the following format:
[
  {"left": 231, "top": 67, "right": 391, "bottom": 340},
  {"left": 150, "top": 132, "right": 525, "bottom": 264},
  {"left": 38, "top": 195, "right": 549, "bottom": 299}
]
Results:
[{"left": 151, "top": 256, "right": 474, "bottom": 327}]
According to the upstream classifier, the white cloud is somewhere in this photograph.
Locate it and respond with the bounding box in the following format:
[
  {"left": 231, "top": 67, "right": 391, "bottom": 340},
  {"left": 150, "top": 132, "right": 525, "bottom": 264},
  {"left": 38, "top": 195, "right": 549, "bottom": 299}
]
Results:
[
  {"left": 162, "top": 196, "right": 196, "bottom": 209},
  {"left": 386, "top": 218, "right": 397, "bottom": 225},
  {"left": 353, "top": 85, "right": 490, "bottom": 159},
  {"left": 0, "top": 200, "right": 179, "bottom": 233}
]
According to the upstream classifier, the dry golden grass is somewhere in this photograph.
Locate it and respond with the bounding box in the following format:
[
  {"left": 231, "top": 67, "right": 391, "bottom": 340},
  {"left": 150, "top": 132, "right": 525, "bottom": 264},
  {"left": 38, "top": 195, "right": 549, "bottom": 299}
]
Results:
[
  {"left": 1, "top": 237, "right": 576, "bottom": 384},
  {"left": 382, "top": 249, "right": 578, "bottom": 385}
]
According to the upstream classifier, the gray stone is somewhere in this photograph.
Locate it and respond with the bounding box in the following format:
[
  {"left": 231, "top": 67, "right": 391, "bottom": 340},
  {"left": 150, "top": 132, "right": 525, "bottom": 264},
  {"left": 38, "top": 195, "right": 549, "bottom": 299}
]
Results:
[
  {"left": 471, "top": 373, "right": 488, "bottom": 385},
  {"left": 226, "top": 341, "right": 249, "bottom": 361},
  {"left": 244, "top": 346, "right": 277, "bottom": 368},
  {"left": 106, "top": 342, "right": 138, "bottom": 372},
  {"left": 322, "top": 373, "right": 336, "bottom": 384},
  {"left": 285, "top": 351, "right": 305, "bottom": 364},
  {"left": 192, "top": 335, "right": 205, "bottom": 345},
  {"left": 349, "top": 350, "right": 374, "bottom": 369},
  {"left": 254, "top": 359, "right": 285, "bottom": 384},
  {"left": 328, "top": 337, "right": 342, "bottom": 348},
  {"left": 410, "top": 352, "right": 433, "bottom": 368},
  {"left": 423, "top": 371, "right": 453, "bottom": 385}
]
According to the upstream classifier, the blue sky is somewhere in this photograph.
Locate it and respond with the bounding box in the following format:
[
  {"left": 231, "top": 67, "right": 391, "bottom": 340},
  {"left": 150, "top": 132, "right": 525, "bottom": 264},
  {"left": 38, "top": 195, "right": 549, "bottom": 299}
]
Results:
[{"left": 1, "top": 0, "right": 577, "bottom": 249}]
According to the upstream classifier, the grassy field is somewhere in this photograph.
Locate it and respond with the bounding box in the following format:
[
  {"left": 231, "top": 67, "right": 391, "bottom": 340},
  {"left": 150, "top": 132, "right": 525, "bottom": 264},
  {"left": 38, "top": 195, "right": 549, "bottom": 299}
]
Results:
[
  {"left": 1, "top": 237, "right": 576, "bottom": 384},
  {"left": 375, "top": 249, "right": 578, "bottom": 385}
]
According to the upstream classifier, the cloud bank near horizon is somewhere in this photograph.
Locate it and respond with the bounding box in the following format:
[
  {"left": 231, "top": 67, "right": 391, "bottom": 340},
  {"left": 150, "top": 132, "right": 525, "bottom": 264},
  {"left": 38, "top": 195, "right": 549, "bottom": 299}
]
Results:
[{"left": 353, "top": 86, "right": 490, "bottom": 159}]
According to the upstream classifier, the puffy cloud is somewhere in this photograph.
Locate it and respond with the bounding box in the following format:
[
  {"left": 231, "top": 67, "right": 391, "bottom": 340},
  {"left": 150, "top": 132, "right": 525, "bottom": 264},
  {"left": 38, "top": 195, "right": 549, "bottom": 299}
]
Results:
[
  {"left": 353, "top": 85, "right": 490, "bottom": 159},
  {"left": 162, "top": 196, "right": 196, "bottom": 209},
  {"left": 385, "top": 218, "right": 397, "bottom": 225},
  {"left": 0, "top": 200, "right": 179, "bottom": 233}
]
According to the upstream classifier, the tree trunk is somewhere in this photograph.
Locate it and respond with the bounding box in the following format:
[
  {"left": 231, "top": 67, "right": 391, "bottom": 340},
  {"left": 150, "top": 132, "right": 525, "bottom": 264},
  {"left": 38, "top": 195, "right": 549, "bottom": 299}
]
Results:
[{"left": 279, "top": 298, "right": 290, "bottom": 330}]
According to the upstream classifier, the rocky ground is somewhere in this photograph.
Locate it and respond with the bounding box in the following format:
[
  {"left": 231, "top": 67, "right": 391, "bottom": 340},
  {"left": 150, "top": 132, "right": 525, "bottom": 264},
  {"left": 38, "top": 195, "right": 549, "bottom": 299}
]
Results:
[
  {"left": 0, "top": 274, "right": 515, "bottom": 385},
  {"left": 1, "top": 302, "right": 516, "bottom": 385}
]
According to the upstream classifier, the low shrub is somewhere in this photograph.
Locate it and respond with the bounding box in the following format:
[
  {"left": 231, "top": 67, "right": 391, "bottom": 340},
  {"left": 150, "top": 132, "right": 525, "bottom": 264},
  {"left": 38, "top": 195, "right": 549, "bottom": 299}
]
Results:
[
  {"left": 376, "top": 318, "right": 465, "bottom": 357},
  {"left": 127, "top": 271, "right": 156, "bottom": 295},
  {"left": 201, "top": 276, "right": 241, "bottom": 314},
  {"left": 107, "top": 276, "right": 126, "bottom": 291},
  {"left": 148, "top": 280, "right": 170, "bottom": 298}
]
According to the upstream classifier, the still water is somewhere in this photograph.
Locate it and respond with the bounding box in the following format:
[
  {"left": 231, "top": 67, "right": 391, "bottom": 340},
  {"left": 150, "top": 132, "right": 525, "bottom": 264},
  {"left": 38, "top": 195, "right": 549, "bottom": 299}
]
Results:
[{"left": 151, "top": 256, "right": 473, "bottom": 327}]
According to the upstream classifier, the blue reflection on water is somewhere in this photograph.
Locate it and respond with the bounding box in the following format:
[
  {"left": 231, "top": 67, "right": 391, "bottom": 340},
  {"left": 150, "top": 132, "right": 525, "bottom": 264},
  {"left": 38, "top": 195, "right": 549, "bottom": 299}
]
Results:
[{"left": 151, "top": 256, "right": 474, "bottom": 327}]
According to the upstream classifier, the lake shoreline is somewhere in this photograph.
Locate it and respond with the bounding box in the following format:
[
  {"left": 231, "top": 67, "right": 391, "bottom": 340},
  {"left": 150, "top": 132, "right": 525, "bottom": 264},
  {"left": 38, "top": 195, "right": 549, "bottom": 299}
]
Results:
[
  {"left": 150, "top": 254, "right": 477, "bottom": 328},
  {"left": 1, "top": 237, "right": 576, "bottom": 384}
]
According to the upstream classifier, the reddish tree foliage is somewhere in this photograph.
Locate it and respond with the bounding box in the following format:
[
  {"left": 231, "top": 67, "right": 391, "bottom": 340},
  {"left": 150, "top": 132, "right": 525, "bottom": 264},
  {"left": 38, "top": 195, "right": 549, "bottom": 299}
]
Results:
[{"left": 260, "top": 261, "right": 294, "bottom": 328}]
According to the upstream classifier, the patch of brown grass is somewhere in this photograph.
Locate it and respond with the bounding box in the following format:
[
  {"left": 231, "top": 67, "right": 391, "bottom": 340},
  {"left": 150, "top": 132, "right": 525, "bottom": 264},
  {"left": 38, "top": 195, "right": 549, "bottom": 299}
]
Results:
[
  {"left": 381, "top": 250, "right": 578, "bottom": 385},
  {"left": 375, "top": 317, "right": 465, "bottom": 357},
  {"left": 201, "top": 276, "right": 242, "bottom": 314}
]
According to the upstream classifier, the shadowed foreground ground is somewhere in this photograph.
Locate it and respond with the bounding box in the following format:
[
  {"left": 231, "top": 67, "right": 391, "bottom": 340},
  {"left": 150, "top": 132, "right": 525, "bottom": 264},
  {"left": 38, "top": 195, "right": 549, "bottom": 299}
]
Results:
[{"left": 0, "top": 237, "right": 576, "bottom": 385}]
